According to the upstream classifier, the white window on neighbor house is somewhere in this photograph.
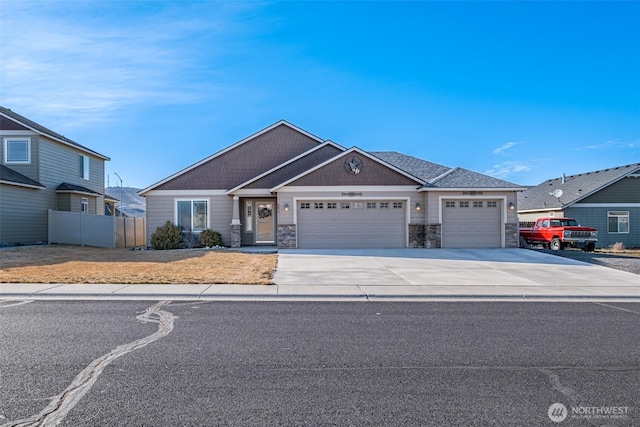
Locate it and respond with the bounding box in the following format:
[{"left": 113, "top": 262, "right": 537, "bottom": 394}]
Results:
[
  {"left": 393, "top": 202, "right": 403, "bottom": 209},
  {"left": 445, "top": 201, "right": 455, "bottom": 208},
  {"left": 327, "top": 202, "right": 337, "bottom": 209},
  {"left": 487, "top": 201, "right": 497, "bottom": 208},
  {"left": 473, "top": 201, "right": 483, "bottom": 208},
  {"left": 176, "top": 200, "right": 209, "bottom": 233},
  {"left": 459, "top": 201, "right": 469, "bottom": 208},
  {"left": 81, "top": 198, "right": 89, "bottom": 213},
  {"left": 4, "top": 138, "right": 30, "bottom": 164},
  {"left": 341, "top": 202, "right": 351, "bottom": 209},
  {"left": 379, "top": 202, "right": 389, "bottom": 209},
  {"left": 314, "top": 202, "right": 324, "bottom": 209},
  {"left": 608, "top": 211, "right": 629, "bottom": 234},
  {"left": 79, "top": 154, "right": 90, "bottom": 180},
  {"left": 367, "top": 202, "right": 377, "bottom": 209},
  {"left": 300, "top": 203, "right": 310, "bottom": 209},
  {"left": 353, "top": 202, "right": 364, "bottom": 209}
]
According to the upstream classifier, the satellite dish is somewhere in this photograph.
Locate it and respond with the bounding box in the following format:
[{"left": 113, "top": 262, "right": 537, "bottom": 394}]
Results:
[{"left": 550, "top": 189, "right": 563, "bottom": 198}]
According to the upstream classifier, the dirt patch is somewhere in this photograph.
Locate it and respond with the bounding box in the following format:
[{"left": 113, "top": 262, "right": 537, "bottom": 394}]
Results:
[
  {"left": 0, "top": 245, "right": 277, "bottom": 284},
  {"left": 539, "top": 248, "right": 640, "bottom": 275}
]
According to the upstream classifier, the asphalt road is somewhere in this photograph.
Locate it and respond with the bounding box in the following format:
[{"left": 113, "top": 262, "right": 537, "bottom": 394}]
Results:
[{"left": 0, "top": 301, "right": 637, "bottom": 426}]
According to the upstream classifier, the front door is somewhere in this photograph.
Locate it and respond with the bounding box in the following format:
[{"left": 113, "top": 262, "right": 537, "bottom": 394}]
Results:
[{"left": 255, "top": 201, "right": 275, "bottom": 243}]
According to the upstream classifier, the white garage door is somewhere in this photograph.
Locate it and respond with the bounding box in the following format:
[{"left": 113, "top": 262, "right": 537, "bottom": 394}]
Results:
[
  {"left": 441, "top": 200, "right": 502, "bottom": 248},
  {"left": 297, "top": 200, "right": 406, "bottom": 248}
]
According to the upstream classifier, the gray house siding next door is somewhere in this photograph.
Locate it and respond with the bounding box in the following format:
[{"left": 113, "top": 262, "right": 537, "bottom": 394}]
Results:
[
  {"left": 441, "top": 199, "right": 502, "bottom": 248},
  {"left": 297, "top": 200, "right": 406, "bottom": 248}
]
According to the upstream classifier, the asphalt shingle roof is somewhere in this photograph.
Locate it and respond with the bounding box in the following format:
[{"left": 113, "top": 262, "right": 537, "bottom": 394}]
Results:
[
  {"left": 518, "top": 163, "right": 640, "bottom": 211},
  {"left": 56, "top": 182, "right": 102, "bottom": 195},
  {"left": 0, "top": 164, "right": 45, "bottom": 188},
  {"left": 371, "top": 151, "right": 523, "bottom": 189},
  {"left": 0, "top": 106, "right": 109, "bottom": 160}
]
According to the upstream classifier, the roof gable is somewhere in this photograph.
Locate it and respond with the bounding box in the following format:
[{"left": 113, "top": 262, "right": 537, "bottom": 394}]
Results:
[
  {"left": 518, "top": 163, "right": 640, "bottom": 211},
  {"left": 0, "top": 106, "right": 109, "bottom": 160},
  {"left": 141, "top": 121, "right": 325, "bottom": 194},
  {"left": 229, "top": 142, "right": 345, "bottom": 192},
  {"left": 272, "top": 148, "right": 425, "bottom": 190}
]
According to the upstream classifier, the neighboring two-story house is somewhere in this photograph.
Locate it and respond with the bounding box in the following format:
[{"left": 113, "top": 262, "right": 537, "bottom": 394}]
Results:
[
  {"left": 141, "top": 120, "right": 524, "bottom": 249},
  {"left": 518, "top": 163, "right": 640, "bottom": 248},
  {"left": 0, "top": 106, "right": 110, "bottom": 245}
]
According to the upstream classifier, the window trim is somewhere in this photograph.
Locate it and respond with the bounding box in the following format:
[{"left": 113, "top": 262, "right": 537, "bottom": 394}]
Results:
[
  {"left": 81, "top": 197, "right": 89, "bottom": 213},
  {"left": 3, "top": 137, "right": 31, "bottom": 164},
  {"left": 175, "top": 198, "right": 210, "bottom": 233},
  {"left": 607, "top": 211, "right": 629, "bottom": 234}
]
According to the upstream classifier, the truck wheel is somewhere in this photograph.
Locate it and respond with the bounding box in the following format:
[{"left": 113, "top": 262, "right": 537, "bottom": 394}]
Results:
[
  {"left": 584, "top": 242, "right": 595, "bottom": 252},
  {"left": 550, "top": 238, "right": 562, "bottom": 251}
]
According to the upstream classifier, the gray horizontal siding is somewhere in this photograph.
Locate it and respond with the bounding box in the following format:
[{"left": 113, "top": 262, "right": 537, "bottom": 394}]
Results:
[
  {"left": 145, "top": 194, "right": 233, "bottom": 246},
  {"left": 0, "top": 184, "right": 49, "bottom": 244},
  {"left": 565, "top": 206, "right": 640, "bottom": 248}
]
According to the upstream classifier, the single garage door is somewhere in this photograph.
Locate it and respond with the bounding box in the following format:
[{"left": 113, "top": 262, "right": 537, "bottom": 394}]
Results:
[
  {"left": 297, "top": 200, "right": 406, "bottom": 248},
  {"left": 441, "top": 199, "right": 502, "bottom": 248}
]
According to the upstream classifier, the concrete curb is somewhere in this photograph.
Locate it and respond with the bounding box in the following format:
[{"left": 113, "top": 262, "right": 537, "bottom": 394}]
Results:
[{"left": 1, "top": 292, "right": 640, "bottom": 302}]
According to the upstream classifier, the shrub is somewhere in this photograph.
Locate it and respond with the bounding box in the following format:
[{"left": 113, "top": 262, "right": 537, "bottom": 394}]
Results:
[
  {"left": 182, "top": 231, "right": 200, "bottom": 249},
  {"left": 200, "top": 229, "right": 224, "bottom": 247},
  {"left": 610, "top": 242, "right": 626, "bottom": 252},
  {"left": 150, "top": 221, "right": 183, "bottom": 250}
]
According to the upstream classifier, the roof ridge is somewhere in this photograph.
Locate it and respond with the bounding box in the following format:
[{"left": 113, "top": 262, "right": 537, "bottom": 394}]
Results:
[{"left": 428, "top": 167, "right": 459, "bottom": 184}]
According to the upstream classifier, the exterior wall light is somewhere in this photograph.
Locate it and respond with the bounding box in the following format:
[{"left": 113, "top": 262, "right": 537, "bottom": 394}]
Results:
[
  {"left": 415, "top": 202, "right": 421, "bottom": 211},
  {"left": 284, "top": 203, "right": 289, "bottom": 211},
  {"left": 509, "top": 202, "right": 515, "bottom": 210}
]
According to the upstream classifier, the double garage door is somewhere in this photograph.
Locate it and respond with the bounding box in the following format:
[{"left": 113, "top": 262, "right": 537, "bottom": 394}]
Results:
[
  {"left": 441, "top": 199, "right": 502, "bottom": 248},
  {"left": 297, "top": 200, "right": 406, "bottom": 248}
]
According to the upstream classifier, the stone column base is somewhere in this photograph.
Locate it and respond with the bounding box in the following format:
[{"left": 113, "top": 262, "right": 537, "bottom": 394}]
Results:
[
  {"left": 425, "top": 224, "right": 442, "bottom": 248},
  {"left": 230, "top": 224, "right": 241, "bottom": 248},
  {"left": 408, "top": 224, "right": 426, "bottom": 248},
  {"left": 277, "top": 224, "right": 296, "bottom": 249}
]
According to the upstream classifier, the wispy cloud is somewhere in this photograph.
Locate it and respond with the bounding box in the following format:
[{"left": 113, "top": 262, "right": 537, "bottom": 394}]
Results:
[
  {"left": 492, "top": 141, "right": 521, "bottom": 155},
  {"left": 580, "top": 138, "right": 640, "bottom": 151},
  {"left": 484, "top": 161, "right": 532, "bottom": 179},
  {"left": 0, "top": 2, "right": 256, "bottom": 127}
]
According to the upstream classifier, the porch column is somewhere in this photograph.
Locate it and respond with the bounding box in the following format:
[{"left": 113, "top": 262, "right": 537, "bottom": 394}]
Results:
[{"left": 230, "top": 195, "right": 241, "bottom": 248}]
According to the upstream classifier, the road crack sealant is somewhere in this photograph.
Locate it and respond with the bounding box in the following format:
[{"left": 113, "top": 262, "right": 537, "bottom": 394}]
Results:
[{"left": 2, "top": 301, "right": 176, "bottom": 427}]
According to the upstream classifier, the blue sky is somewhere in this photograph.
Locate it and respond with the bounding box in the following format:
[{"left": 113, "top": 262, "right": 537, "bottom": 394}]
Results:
[{"left": 1, "top": 1, "right": 638, "bottom": 189}]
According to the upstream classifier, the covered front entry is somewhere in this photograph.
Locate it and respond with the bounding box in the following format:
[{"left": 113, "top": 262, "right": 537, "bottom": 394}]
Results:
[
  {"left": 296, "top": 199, "right": 407, "bottom": 248},
  {"left": 441, "top": 199, "right": 502, "bottom": 248},
  {"left": 241, "top": 199, "right": 276, "bottom": 245}
]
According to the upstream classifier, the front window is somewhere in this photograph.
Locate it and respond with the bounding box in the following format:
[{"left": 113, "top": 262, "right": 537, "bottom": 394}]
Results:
[
  {"left": 176, "top": 200, "right": 208, "bottom": 232},
  {"left": 608, "top": 211, "right": 629, "bottom": 233},
  {"left": 4, "top": 138, "right": 30, "bottom": 164},
  {"left": 81, "top": 197, "right": 88, "bottom": 213}
]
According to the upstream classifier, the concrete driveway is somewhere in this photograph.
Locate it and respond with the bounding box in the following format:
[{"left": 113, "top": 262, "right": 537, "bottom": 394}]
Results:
[{"left": 274, "top": 248, "right": 640, "bottom": 300}]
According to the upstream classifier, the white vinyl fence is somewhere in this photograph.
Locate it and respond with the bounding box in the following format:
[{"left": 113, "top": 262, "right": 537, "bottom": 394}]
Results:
[{"left": 48, "top": 210, "right": 146, "bottom": 249}]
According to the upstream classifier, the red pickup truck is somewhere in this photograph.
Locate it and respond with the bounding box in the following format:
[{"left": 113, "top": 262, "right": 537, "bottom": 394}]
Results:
[{"left": 519, "top": 217, "right": 598, "bottom": 251}]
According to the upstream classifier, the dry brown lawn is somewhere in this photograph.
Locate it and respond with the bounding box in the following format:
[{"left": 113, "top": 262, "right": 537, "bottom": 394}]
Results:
[{"left": 0, "top": 245, "right": 277, "bottom": 285}]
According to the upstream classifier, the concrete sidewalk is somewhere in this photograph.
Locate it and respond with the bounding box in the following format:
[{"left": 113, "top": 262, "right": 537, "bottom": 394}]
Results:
[{"left": 0, "top": 249, "right": 638, "bottom": 302}]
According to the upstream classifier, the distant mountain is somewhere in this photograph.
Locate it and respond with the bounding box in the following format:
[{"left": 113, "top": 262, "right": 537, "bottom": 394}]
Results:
[{"left": 105, "top": 187, "right": 146, "bottom": 218}]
